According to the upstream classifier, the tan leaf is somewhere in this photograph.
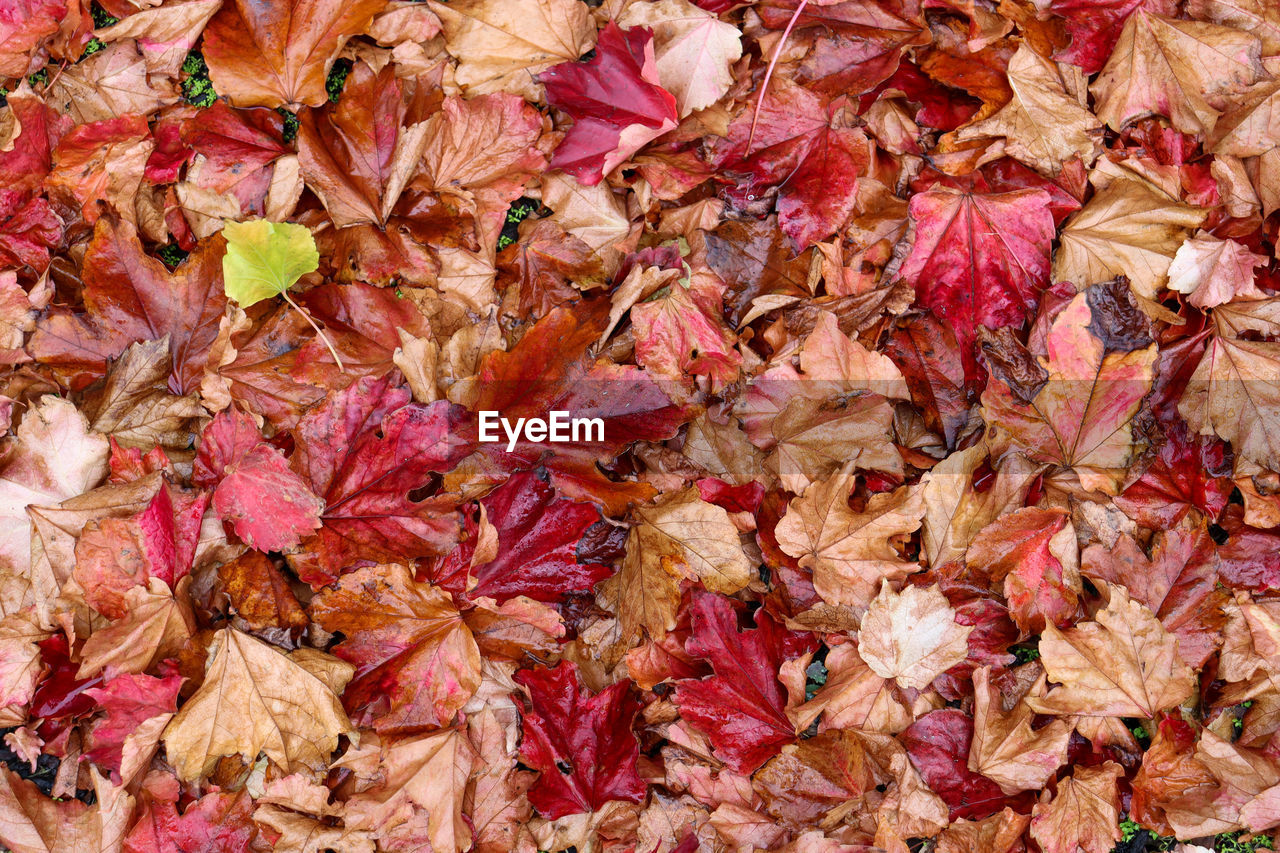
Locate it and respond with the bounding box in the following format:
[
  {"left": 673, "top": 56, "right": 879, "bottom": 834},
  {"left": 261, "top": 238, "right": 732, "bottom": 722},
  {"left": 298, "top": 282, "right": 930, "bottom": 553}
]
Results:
[
  {"left": 0, "top": 767, "right": 134, "bottom": 853},
  {"left": 1214, "top": 297, "right": 1280, "bottom": 338},
  {"left": 95, "top": 0, "right": 222, "bottom": 76},
  {"left": 1189, "top": 0, "right": 1280, "bottom": 53},
  {"left": 1212, "top": 78, "right": 1280, "bottom": 159},
  {"left": 1180, "top": 336, "right": 1280, "bottom": 471},
  {"left": 428, "top": 0, "right": 596, "bottom": 100},
  {"left": 605, "top": 537, "right": 685, "bottom": 643},
  {"left": 0, "top": 271, "right": 35, "bottom": 353},
  {"left": 857, "top": 580, "right": 972, "bottom": 690},
  {"left": 969, "top": 667, "right": 1072, "bottom": 794},
  {"left": 1091, "top": 9, "right": 1262, "bottom": 136},
  {"left": 1164, "top": 729, "right": 1280, "bottom": 837},
  {"left": 936, "top": 808, "right": 1031, "bottom": 853},
  {"left": 161, "top": 627, "right": 354, "bottom": 781},
  {"left": 0, "top": 614, "right": 47, "bottom": 726},
  {"left": 540, "top": 172, "right": 631, "bottom": 273},
  {"left": 77, "top": 577, "right": 195, "bottom": 678},
  {"left": 21, "top": 474, "right": 161, "bottom": 625},
  {"left": 788, "top": 643, "right": 912, "bottom": 734},
  {"left": 1167, "top": 232, "right": 1268, "bottom": 309},
  {"left": 637, "top": 487, "right": 752, "bottom": 592},
  {"left": 466, "top": 707, "right": 535, "bottom": 853},
  {"left": 1052, "top": 178, "right": 1206, "bottom": 299},
  {"left": 765, "top": 395, "right": 901, "bottom": 494},
  {"left": 680, "top": 413, "right": 765, "bottom": 486},
  {"left": 953, "top": 43, "right": 1101, "bottom": 175},
  {"left": 1030, "top": 762, "right": 1124, "bottom": 853},
  {"left": 253, "top": 805, "right": 375, "bottom": 853},
  {"left": 921, "top": 444, "right": 1040, "bottom": 567},
  {"left": 344, "top": 727, "right": 477, "bottom": 852},
  {"left": 46, "top": 40, "right": 179, "bottom": 124},
  {"left": 1028, "top": 583, "right": 1196, "bottom": 718},
  {"left": 89, "top": 337, "right": 205, "bottom": 450},
  {"left": 775, "top": 466, "right": 925, "bottom": 608}
]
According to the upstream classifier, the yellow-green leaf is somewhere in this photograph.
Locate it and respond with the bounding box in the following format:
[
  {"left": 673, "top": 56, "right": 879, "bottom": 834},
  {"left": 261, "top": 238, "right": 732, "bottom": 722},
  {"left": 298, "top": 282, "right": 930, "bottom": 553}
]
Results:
[{"left": 221, "top": 219, "right": 319, "bottom": 308}]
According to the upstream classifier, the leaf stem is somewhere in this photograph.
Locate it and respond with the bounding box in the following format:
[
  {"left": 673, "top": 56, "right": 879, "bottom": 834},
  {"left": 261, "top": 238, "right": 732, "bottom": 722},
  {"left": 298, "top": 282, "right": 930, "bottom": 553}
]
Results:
[
  {"left": 280, "top": 289, "right": 345, "bottom": 373},
  {"left": 747, "top": 0, "right": 809, "bottom": 155}
]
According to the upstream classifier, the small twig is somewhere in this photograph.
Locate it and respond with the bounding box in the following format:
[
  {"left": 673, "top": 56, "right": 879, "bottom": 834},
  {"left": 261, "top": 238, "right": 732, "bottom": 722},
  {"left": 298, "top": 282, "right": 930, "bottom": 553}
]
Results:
[
  {"left": 747, "top": 0, "right": 809, "bottom": 155},
  {"left": 280, "top": 289, "right": 346, "bottom": 373}
]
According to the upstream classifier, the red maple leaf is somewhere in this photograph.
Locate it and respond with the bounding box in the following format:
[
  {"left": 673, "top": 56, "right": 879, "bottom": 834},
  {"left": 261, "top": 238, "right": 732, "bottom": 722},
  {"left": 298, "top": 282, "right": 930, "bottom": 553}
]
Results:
[
  {"left": 290, "top": 375, "right": 473, "bottom": 584},
  {"left": 902, "top": 709, "right": 1025, "bottom": 820},
  {"left": 123, "top": 789, "right": 258, "bottom": 853},
  {"left": 429, "top": 469, "right": 612, "bottom": 604},
  {"left": 194, "top": 407, "right": 323, "bottom": 553},
  {"left": 897, "top": 185, "right": 1055, "bottom": 352},
  {"left": 541, "top": 21, "right": 678, "bottom": 185},
  {"left": 82, "top": 669, "right": 183, "bottom": 779},
  {"left": 515, "top": 660, "right": 646, "bottom": 819},
  {"left": 29, "top": 217, "right": 227, "bottom": 393},
  {"left": 673, "top": 592, "right": 818, "bottom": 773}
]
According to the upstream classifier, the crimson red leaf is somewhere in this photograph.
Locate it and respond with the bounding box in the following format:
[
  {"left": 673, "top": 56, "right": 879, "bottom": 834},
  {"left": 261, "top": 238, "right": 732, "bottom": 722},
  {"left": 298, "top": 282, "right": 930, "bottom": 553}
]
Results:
[
  {"left": 515, "top": 660, "right": 646, "bottom": 819},
  {"left": 195, "top": 408, "right": 323, "bottom": 553},
  {"left": 902, "top": 708, "right": 1020, "bottom": 820},
  {"left": 898, "top": 187, "right": 1054, "bottom": 352},
  {"left": 291, "top": 375, "right": 472, "bottom": 584},
  {"left": 672, "top": 592, "right": 818, "bottom": 773},
  {"left": 541, "top": 22, "right": 678, "bottom": 185},
  {"left": 429, "top": 470, "right": 611, "bottom": 604},
  {"left": 82, "top": 669, "right": 182, "bottom": 778},
  {"left": 123, "top": 790, "right": 258, "bottom": 853}
]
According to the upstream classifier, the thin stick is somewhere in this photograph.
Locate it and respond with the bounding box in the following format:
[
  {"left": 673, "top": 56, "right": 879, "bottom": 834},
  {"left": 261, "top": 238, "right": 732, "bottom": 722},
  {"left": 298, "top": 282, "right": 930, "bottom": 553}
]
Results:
[
  {"left": 746, "top": 0, "right": 809, "bottom": 155},
  {"left": 280, "top": 289, "right": 346, "bottom": 373}
]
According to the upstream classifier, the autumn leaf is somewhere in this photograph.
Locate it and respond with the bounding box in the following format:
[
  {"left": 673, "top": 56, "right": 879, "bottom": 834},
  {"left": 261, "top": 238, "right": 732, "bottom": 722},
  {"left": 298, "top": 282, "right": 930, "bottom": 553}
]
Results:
[
  {"left": 896, "top": 185, "right": 1054, "bottom": 350},
  {"left": 968, "top": 667, "right": 1071, "bottom": 795},
  {"left": 673, "top": 592, "right": 817, "bottom": 773},
  {"left": 1180, "top": 333, "right": 1280, "bottom": 471},
  {"left": 309, "top": 563, "right": 481, "bottom": 733},
  {"left": 221, "top": 219, "right": 318, "bottom": 308},
  {"left": 541, "top": 21, "right": 678, "bottom": 185},
  {"left": 1030, "top": 762, "right": 1124, "bottom": 853},
  {"left": 615, "top": 0, "right": 742, "bottom": 118},
  {"left": 981, "top": 290, "right": 1156, "bottom": 492},
  {"left": 1091, "top": 9, "right": 1262, "bottom": 136},
  {"left": 515, "top": 660, "right": 646, "bottom": 819},
  {"left": 1028, "top": 583, "right": 1196, "bottom": 719},
  {"left": 202, "top": 0, "right": 386, "bottom": 108},
  {"left": 428, "top": 0, "right": 596, "bottom": 100},
  {"left": 1052, "top": 178, "right": 1206, "bottom": 300},
  {"left": 161, "top": 627, "right": 354, "bottom": 780},
  {"left": 857, "top": 581, "right": 972, "bottom": 690},
  {"left": 952, "top": 43, "right": 1102, "bottom": 175},
  {"left": 775, "top": 465, "right": 925, "bottom": 608}
]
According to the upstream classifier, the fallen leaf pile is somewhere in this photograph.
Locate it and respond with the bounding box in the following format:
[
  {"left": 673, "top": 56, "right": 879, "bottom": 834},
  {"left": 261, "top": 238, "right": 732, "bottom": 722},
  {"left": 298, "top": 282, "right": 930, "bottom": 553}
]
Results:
[{"left": 4, "top": 0, "right": 1280, "bottom": 851}]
